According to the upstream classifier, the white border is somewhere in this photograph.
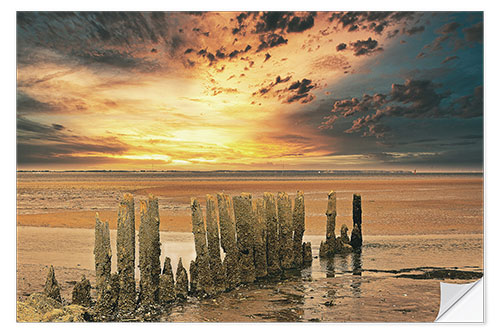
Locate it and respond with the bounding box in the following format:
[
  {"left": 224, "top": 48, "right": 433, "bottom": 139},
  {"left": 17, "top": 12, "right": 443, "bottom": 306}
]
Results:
[{"left": 3, "top": 0, "right": 497, "bottom": 331}]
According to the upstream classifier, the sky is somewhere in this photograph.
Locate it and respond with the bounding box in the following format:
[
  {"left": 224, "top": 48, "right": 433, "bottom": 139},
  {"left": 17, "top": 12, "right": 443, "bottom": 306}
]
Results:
[{"left": 16, "top": 11, "right": 483, "bottom": 171}]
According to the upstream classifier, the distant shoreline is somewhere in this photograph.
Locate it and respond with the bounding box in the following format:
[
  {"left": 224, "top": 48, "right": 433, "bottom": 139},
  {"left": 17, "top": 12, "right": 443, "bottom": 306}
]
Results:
[{"left": 16, "top": 169, "right": 483, "bottom": 176}]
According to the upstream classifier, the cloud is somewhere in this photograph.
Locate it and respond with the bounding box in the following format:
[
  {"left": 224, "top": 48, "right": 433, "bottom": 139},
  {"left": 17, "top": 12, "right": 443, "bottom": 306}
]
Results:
[
  {"left": 442, "top": 55, "right": 459, "bottom": 64},
  {"left": 17, "top": 92, "right": 57, "bottom": 114},
  {"left": 423, "top": 20, "right": 482, "bottom": 55},
  {"left": 252, "top": 75, "right": 292, "bottom": 97},
  {"left": 17, "top": 115, "right": 130, "bottom": 166},
  {"left": 312, "top": 55, "right": 350, "bottom": 72},
  {"left": 438, "top": 22, "right": 461, "bottom": 34},
  {"left": 17, "top": 12, "right": 189, "bottom": 72},
  {"left": 350, "top": 37, "right": 383, "bottom": 56},
  {"left": 256, "top": 33, "right": 288, "bottom": 52},
  {"left": 336, "top": 43, "right": 347, "bottom": 51},
  {"left": 75, "top": 48, "right": 160, "bottom": 71},
  {"left": 403, "top": 25, "right": 425, "bottom": 35},
  {"left": 254, "top": 12, "right": 316, "bottom": 34},
  {"left": 52, "top": 124, "right": 65, "bottom": 131},
  {"left": 286, "top": 13, "right": 316, "bottom": 33},
  {"left": 463, "top": 22, "right": 483, "bottom": 43},
  {"left": 282, "top": 79, "right": 317, "bottom": 104},
  {"left": 321, "top": 79, "right": 452, "bottom": 137},
  {"left": 329, "top": 11, "right": 421, "bottom": 36},
  {"left": 449, "top": 85, "right": 483, "bottom": 118}
]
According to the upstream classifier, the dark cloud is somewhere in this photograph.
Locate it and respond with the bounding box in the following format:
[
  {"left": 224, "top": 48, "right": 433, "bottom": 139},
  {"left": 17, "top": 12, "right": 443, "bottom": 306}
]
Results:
[
  {"left": 75, "top": 48, "right": 160, "bottom": 71},
  {"left": 286, "top": 13, "right": 316, "bottom": 33},
  {"left": 424, "top": 34, "right": 451, "bottom": 52},
  {"left": 438, "top": 22, "right": 461, "bottom": 34},
  {"left": 442, "top": 55, "right": 459, "bottom": 64},
  {"left": 350, "top": 37, "right": 383, "bottom": 56},
  {"left": 252, "top": 75, "right": 291, "bottom": 97},
  {"left": 321, "top": 79, "right": 452, "bottom": 137},
  {"left": 227, "top": 45, "right": 252, "bottom": 59},
  {"left": 463, "top": 22, "right": 483, "bottom": 43},
  {"left": 387, "top": 29, "right": 400, "bottom": 38},
  {"left": 336, "top": 43, "right": 347, "bottom": 51},
  {"left": 17, "top": 12, "right": 188, "bottom": 71},
  {"left": 17, "top": 115, "right": 130, "bottom": 166},
  {"left": 256, "top": 33, "right": 288, "bottom": 52},
  {"left": 329, "top": 11, "right": 421, "bottom": 35},
  {"left": 449, "top": 85, "right": 483, "bottom": 118},
  {"left": 283, "top": 79, "right": 317, "bottom": 104},
  {"left": 423, "top": 20, "right": 482, "bottom": 55},
  {"left": 254, "top": 12, "right": 316, "bottom": 34},
  {"left": 403, "top": 25, "right": 425, "bottom": 35},
  {"left": 17, "top": 92, "right": 56, "bottom": 114}
]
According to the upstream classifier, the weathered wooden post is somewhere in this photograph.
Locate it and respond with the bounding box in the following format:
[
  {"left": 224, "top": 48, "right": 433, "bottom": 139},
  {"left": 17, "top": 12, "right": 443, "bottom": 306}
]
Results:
[
  {"left": 302, "top": 242, "right": 312, "bottom": 265},
  {"left": 340, "top": 224, "right": 350, "bottom": 244},
  {"left": 277, "top": 192, "right": 294, "bottom": 269},
  {"left": 94, "top": 214, "right": 118, "bottom": 320},
  {"left": 350, "top": 194, "right": 363, "bottom": 249},
  {"left": 43, "top": 265, "right": 62, "bottom": 303},
  {"left": 175, "top": 258, "right": 189, "bottom": 299},
  {"left": 158, "top": 257, "right": 176, "bottom": 304},
  {"left": 206, "top": 195, "right": 226, "bottom": 293},
  {"left": 72, "top": 275, "right": 91, "bottom": 307},
  {"left": 254, "top": 198, "right": 268, "bottom": 278},
  {"left": 138, "top": 195, "right": 161, "bottom": 306},
  {"left": 292, "top": 191, "right": 305, "bottom": 267},
  {"left": 233, "top": 193, "right": 256, "bottom": 283},
  {"left": 116, "top": 193, "right": 136, "bottom": 315},
  {"left": 191, "top": 198, "right": 214, "bottom": 296},
  {"left": 189, "top": 260, "right": 198, "bottom": 294},
  {"left": 217, "top": 193, "right": 240, "bottom": 289},
  {"left": 94, "top": 214, "right": 111, "bottom": 293},
  {"left": 264, "top": 192, "right": 281, "bottom": 275},
  {"left": 320, "top": 191, "right": 336, "bottom": 257}
]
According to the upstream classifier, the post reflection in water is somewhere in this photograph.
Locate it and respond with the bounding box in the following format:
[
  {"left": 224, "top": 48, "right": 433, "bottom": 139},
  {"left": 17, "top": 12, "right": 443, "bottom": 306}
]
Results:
[
  {"left": 319, "top": 250, "right": 364, "bottom": 298},
  {"left": 350, "top": 250, "right": 363, "bottom": 298}
]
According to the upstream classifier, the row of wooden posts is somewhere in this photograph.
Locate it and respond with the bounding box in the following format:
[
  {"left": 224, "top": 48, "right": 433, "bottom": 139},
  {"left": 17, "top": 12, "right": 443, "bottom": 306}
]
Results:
[{"left": 48, "top": 190, "right": 362, "bottom": 321}]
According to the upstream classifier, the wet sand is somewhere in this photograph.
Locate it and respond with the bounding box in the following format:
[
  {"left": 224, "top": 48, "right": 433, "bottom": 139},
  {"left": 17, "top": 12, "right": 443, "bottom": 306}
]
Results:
[
  {"left": 17, "top": 226, "right": 482, "bottom": 322},
  {"left": 17, "top": 174, "right": 483, "bottom": 235},
  {"left": 16, "top": 172, "right": 483, "bottom": 322}
]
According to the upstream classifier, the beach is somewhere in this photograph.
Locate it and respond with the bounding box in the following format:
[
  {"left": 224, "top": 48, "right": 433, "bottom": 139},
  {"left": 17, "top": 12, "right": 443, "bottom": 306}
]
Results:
[{"left": 16, "top": 172, "right": 484, "bottom": 322}]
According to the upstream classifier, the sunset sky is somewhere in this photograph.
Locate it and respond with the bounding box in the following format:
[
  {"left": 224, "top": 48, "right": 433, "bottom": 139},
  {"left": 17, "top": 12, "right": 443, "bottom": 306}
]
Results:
[{"left": 16, "top": 11, "right": 483, "bottom": 171}]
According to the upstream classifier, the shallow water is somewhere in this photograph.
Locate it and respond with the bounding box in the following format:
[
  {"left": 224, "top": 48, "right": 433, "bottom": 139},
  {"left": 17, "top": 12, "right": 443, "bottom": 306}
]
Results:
[{"left": 16, "top": 226, "right": 482, "bottom": 322}]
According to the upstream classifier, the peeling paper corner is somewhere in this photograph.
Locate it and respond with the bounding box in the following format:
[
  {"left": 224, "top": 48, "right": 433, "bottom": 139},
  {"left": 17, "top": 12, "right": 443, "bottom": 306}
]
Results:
[{"left": 435, "top": 278, "right": 484, "bottom": 322}]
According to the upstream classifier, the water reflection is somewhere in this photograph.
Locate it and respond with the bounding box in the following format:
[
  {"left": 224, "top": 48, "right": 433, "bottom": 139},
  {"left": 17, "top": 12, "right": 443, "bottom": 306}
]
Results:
[
  {"left": 319, "top": 250, "right": 363, "bottom": 277},
  {"left": 352, "top": 250, "right": 362, "bottom": 275},
  {"left": 350, "top": 251, "right": 362, "bottom": 298}
]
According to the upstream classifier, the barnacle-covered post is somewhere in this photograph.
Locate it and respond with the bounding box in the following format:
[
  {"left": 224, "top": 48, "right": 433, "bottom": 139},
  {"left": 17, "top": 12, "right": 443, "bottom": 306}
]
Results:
[
  {"left": 116, "top": 193, "right": 136, "bottom": 315},
  {"left": 254, "top": 198, "right": 268, "bottom": 278},
  {"left": 138, "top": 195, "right": 161, "bottom": 306},
  {"left": 158, "top": 257, "right": 176, "bottom": 304},
  {"left": 264, "top": 192, "right": 281, "bottom": 275},
  {"left": 233, "top": 193, "right": 256, "bottom": 283},
  {"left": 350, "top": 194, "right": 363, "bottom": 249},
  {"left": 277, "top": 192, "right": 294, "bottom": 269},
  {"left": 292, "top": 191, "right": 305, "bottom": 267},
  {"left": 217, "top": 193, "right": 240, "bottom": 289},
  {"left": 191, "top": 198, "right": 214, "bottom": 296},
  {"left": 206, "top": 195, "right": 226, "bottom": 293}
]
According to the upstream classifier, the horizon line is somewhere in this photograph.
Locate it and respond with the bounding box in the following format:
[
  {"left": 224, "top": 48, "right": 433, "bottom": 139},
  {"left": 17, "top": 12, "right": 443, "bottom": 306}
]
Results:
[{"left": 16, "top": 169, "right": 484, "bottom": 174}]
